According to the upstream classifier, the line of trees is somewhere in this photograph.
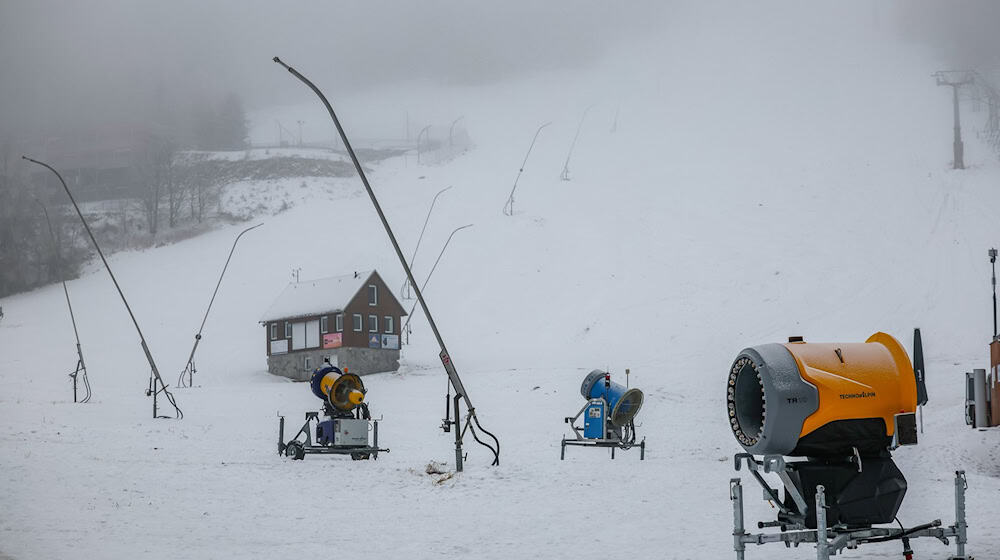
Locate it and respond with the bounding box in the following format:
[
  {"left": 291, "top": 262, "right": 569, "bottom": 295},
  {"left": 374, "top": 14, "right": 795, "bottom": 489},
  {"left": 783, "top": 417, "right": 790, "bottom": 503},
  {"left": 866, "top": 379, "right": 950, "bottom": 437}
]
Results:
[
  {"left": 0, "top": 92, "right": 249, "bottom": 297},
  {"left": 135, "top": 92, "right": 249, "bottom": 235}
]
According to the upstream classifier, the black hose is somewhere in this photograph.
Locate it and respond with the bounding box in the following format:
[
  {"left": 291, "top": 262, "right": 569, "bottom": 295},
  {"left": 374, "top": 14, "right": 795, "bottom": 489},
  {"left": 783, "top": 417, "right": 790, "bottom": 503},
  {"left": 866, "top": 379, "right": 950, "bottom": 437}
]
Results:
[
  {"left": 81, "top": 369, "right": 92, "bottom": 403},
  {"left": 471, "top": 413, "right": 500, "bottom": 466},
  {"left": 863, "top": 521, "right": 940, "bottom": 543}
]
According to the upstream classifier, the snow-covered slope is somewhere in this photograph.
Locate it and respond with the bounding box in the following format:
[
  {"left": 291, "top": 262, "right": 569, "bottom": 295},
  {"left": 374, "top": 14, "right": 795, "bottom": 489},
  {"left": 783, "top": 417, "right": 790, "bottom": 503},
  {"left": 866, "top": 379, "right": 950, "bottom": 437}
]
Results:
[{"left": 2, "top": 8, "right": 1000, "bottom": 559}]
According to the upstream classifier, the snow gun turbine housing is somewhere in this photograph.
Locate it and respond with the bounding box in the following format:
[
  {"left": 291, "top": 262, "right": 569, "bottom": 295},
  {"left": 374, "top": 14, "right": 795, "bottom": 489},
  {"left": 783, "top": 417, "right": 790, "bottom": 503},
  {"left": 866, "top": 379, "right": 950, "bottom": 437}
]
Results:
[{"left": 728, "top": 332, "right": 922, "bottom": 458}]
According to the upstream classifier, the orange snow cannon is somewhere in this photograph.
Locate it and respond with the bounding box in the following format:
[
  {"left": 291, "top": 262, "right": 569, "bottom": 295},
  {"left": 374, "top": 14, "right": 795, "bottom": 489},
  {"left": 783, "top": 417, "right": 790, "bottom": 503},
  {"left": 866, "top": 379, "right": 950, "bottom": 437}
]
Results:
[{"left": 727, "top": 332, "right": 922, "bottom": 458}]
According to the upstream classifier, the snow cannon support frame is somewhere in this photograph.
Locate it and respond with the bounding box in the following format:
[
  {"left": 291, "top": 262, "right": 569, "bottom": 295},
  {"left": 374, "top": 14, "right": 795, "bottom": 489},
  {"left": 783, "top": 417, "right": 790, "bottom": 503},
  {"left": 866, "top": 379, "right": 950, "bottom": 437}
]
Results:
[{"left": 729, "top": 455, "right": 971, "bottom": 560}]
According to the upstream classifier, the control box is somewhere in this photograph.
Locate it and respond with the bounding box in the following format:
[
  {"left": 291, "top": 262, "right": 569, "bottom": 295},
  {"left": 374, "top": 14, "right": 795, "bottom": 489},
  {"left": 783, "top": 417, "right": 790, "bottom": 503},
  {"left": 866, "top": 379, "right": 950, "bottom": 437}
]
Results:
[
  {"left": 317, "top": 418, "right": 369, "bottom": 446},
  {"left": 583, "top": 398, "right": 606, "bottom": 439}
]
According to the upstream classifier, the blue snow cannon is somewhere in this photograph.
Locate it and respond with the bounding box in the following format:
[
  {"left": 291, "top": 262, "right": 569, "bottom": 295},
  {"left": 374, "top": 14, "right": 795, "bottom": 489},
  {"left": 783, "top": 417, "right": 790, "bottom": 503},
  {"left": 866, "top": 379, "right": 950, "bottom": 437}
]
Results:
[{"left": 562, "top": 369, "right": 646, "bottom": 460}]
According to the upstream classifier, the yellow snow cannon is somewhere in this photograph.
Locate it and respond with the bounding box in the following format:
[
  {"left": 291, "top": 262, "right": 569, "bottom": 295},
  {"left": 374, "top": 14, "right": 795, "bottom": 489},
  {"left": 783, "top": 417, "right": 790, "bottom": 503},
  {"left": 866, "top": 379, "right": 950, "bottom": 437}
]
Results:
[
  {"left": 312, "top": 365, "right": 366, "bottom": 412},
  {"left": 278, "top": 362, "right": 388, "bottom": 461},
  {"left": 727, "top": 332, "right": 922, "bottom": 458}
]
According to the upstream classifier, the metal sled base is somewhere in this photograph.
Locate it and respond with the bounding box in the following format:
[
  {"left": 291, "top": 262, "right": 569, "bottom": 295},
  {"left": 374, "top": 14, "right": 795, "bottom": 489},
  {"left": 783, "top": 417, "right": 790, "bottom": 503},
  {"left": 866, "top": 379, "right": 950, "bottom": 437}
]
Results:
[
  {"left": 730, "top": 454, "right": 971, "bottom": 559},
  {"left": 561, "top": 437, "right": 645, "bottom": 460},
  {"left": 560, "top": 400, "right": 645, "bottom": 460},
  {"left": 278, "top": 412, "right": 389, "bottom": 461}
]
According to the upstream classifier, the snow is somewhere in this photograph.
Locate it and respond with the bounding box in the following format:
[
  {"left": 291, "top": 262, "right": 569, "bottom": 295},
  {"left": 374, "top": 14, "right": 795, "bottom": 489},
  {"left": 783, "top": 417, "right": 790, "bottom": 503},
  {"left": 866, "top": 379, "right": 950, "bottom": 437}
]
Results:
[
  {"left": 3, "top": 9, "right": 1000, "bottom": 560},
  {"left": 259, "top": 271, "right": 373, "bottom": 322}
]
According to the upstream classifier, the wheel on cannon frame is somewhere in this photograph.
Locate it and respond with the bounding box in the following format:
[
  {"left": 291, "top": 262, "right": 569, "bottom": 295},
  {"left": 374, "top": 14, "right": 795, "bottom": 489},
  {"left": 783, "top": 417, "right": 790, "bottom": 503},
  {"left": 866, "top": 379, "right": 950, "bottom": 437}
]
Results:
[
  {"left": 285, "top": 441, "right": 305, "bottom": 460},
  {"left": 351, "top": 452, "right": 371, "bottom": 461}
]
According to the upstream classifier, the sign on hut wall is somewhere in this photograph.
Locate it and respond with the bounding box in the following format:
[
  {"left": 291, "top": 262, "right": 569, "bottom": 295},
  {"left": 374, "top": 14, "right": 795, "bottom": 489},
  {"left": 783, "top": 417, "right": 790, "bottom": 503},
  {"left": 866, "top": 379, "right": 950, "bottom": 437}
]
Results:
[{"left": 323, "top": 333, "right": 343, "bottom": 349}]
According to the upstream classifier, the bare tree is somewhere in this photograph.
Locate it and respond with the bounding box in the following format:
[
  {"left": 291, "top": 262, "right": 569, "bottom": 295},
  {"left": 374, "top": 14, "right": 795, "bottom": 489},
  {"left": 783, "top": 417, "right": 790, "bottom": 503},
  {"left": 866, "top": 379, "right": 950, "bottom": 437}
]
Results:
[{"left": 134, "top": 135, "right": 176, "bottom": 236}]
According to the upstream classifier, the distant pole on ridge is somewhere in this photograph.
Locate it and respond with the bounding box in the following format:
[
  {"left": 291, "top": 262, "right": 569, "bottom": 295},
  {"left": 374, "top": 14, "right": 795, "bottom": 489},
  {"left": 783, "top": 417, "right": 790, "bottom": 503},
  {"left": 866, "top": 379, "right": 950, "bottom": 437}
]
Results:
[{"left": 934, "top": 70, "right": 974, "bottom": 170}]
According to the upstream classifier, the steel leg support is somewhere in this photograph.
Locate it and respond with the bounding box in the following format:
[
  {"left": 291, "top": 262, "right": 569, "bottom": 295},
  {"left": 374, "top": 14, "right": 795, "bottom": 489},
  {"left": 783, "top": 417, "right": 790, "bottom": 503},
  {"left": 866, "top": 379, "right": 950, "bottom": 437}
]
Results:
[
  {"left": 816, "top": 485, "right": 830, "bottom": 560},
  {"left": 731, "top": 478, "right": 746, "bottom": 560},
  {"left": 453, "top": 394, "right": 463, "bottom": 472},
  {"left": 277, "top": 415, "right": 285, "bottom": 455},
  {"left": 955, "top": 470, "right": 968, "bottom": 559}
]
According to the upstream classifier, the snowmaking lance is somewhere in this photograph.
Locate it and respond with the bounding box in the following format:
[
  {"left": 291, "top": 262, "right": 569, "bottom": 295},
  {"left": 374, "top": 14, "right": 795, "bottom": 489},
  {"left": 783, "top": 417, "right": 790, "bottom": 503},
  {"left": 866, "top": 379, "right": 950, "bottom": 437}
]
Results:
[
  {"left": 561, "top": 369, "right": 646, "bottom": 460},
  {"left": 272, "top": 56, "right": 499, "bottom": 471},
  {"left": 725, "top": 331, "right": 971, "bottom": 560},
  {"left": 23, "top": 156, "right": 181, "bottom": 419},
  {"left": 278, "top": 360, "right": 388, "bottom": 461},
  {"left": 177, "top": 223, "right": 262, "bottom": 389},
  {"left": 33, "top": 196, "right": 92, "bottom": 403}
]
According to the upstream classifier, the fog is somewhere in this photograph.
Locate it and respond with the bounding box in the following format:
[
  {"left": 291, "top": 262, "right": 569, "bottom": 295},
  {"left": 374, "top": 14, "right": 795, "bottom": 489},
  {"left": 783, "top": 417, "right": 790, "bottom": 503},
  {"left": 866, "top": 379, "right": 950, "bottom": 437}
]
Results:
[
  {"left": 1, "top": 1, "right": 998, "bottom": 146},
  {"left": 0, "top": 1, "right": 666, "bottom": 141}
]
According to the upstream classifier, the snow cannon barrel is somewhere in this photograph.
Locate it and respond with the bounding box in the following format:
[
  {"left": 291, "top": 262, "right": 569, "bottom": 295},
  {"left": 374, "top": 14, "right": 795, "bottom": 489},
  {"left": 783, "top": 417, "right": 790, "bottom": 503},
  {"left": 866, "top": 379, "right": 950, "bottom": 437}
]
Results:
[
  {"left": 310, "top": 365, "right": 366, "bottom": 412},
  {"left": 581, "top": 369, "right": 644, "bottom": 427},
  {"left": 727, "top": 332, "right": 919, "bottom": 458}
]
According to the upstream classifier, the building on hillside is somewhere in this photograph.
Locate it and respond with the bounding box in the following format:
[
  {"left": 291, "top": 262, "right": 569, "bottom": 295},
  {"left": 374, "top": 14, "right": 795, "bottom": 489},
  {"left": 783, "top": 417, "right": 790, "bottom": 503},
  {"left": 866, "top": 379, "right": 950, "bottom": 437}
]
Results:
[{"left": 260, "top": 270, "right": 407, "bottom": 379}]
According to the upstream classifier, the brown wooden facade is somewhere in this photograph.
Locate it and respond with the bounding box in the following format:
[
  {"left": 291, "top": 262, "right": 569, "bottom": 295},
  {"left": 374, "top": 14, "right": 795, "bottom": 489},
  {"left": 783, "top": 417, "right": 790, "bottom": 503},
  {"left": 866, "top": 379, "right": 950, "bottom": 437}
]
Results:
[{"left": 263, "top": 271, "right": 407, "bottom": 357}]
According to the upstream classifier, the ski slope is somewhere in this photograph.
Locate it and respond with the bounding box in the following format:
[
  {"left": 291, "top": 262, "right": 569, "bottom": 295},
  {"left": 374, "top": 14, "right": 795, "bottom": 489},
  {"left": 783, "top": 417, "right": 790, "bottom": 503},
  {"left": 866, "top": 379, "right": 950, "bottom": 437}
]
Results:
[{"left": 3, "top": 7, "right": 1000, "bottom": 559}]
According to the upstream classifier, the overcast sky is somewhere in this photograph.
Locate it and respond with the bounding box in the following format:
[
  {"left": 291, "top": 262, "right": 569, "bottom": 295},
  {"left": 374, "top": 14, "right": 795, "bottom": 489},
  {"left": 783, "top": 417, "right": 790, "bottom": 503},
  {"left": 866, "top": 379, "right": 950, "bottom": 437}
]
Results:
[
  {"left": 0, "top": 1, "right": 667, "bottom": 140},
  {"left": 1, "top": 1, "right": 998, "bottom": 144}
]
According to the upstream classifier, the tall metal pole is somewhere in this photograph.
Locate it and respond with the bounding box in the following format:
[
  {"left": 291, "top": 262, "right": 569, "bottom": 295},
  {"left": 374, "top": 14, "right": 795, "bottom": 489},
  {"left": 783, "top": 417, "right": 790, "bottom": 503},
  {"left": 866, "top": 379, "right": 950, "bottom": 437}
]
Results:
[
  {"left": 503, "top": 122, "right": 551, "bottom": 216},
  {"left": 23, "top": 156, "right": 181, "bottom": 419},
  {"left": 402, "top": 224, "right": 474, "bottom": 338},
  {"left": 401, "top": 186, "right": 452, "bottom": 301},
  {"left": 273, "top": 57, "right": 499, "bottom": 465},
  {"left": 935, "top": 71, "right": 973, "bottom": 170},
  {"left": 416, "top": 125, "right": 431, "bottom": 164},
  {"left": 178, "top": 223, "right": 262, "bottom": 388},
  {"left": 449, "top": 116, "right": 464, "bottom": 148},
  {"left": 34, "top": 198, "right": 91, "bottom": 403},
  {"left": 560, "top": 105, "right": 594, "bottom": 181},
  {"left": 952, "top": 85, "right": 964, "bottom": 169},
  {"left": 991, "top": 248, "right": 997, "bottom": 340}
]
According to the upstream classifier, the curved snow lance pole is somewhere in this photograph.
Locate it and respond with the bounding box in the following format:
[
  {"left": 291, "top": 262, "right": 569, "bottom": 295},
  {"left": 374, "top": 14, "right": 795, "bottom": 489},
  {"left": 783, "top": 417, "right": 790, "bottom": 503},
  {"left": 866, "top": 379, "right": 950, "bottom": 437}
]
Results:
[
  {"left": 22, "top": 156, "right": 181, "bottom": 419},
  {"left": 273, "top": 56, "right": 499, "bottom": 470},
  {"left": 34, "top": 197, "right": 92, "bottom": 403},
  {"left": 177, "top": 223, "right": 262, "bottom": 388},
  {"left": 503, "top": 122, "right": 550, "bottom": 216},
  {"left": 400, "top": 185, "right": 451, "bottom": 301},
  {"left": 559, "top": 105, "right": 593, "bottom": 181}
]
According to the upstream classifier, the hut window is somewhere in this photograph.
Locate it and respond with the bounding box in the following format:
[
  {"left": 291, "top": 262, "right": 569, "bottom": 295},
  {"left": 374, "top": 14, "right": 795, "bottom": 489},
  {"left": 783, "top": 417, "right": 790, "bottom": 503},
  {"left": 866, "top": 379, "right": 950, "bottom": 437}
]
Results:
[
  {"left": 384, "top": 316, "right": 393, "bottom": 334},
  {"left": 335, "top": 313, "right": 343, "bottom": 332},
  {"left": 368, "top": 314, "right": 378, "bottom": 332},
  {"left": 284, "top": 322, "right": 292, "bottom": 338},
  {"left": 352, "top": 314, "right": 363, "bottom": 332},
  {"left": 270, "top": 323, "right": 277, "bottom": 340},
  {"left": 303, "top": 356, "right": 312, "bottom": 371},
  {"left": 368, "top": 284, "right": 378, "bottom": 306},
  {"left": 320, "top": 316, "right": 328, "bottom": 334}
]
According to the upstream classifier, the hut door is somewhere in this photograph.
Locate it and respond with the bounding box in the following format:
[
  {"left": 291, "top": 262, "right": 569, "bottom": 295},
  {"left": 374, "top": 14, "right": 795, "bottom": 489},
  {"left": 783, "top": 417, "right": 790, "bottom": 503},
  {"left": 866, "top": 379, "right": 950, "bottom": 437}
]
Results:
[
  {"left": 306, "top": 319, "right": 320, "bottom": 348},
  {"left": 291, "top": 322, "right": 306, "bottom": 350}
]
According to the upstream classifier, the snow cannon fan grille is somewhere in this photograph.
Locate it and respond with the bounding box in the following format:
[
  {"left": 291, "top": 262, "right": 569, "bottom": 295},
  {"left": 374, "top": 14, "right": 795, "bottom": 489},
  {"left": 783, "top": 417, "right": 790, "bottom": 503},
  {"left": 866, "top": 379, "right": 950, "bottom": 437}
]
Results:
[
  {"left": 609, "top": 388, "right": 644, "bottom": 427},
  {"left": 310, "top": 366, "right": 366, "bottom": 412}
]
